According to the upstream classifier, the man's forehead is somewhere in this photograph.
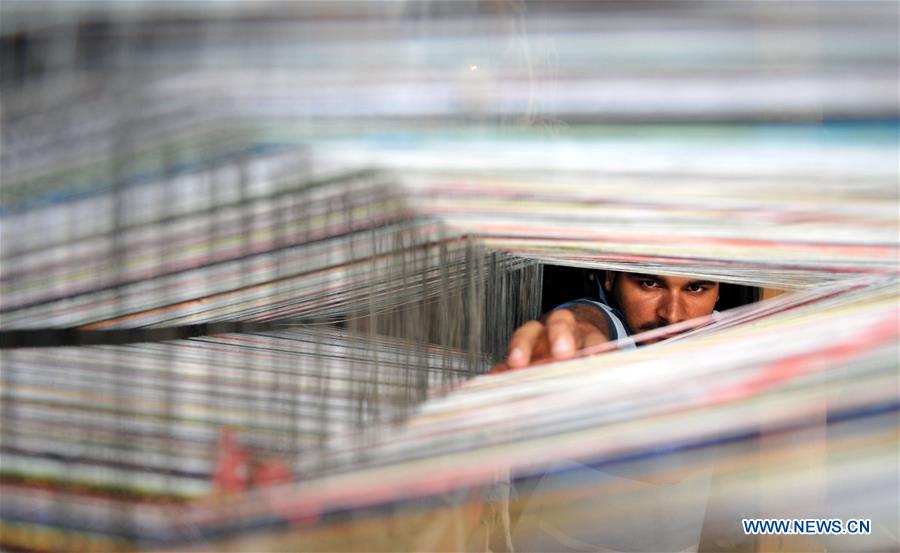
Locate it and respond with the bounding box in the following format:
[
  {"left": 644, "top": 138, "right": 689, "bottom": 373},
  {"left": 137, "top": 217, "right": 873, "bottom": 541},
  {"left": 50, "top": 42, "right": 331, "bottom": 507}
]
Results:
[{"left": 624, "top": 272, "right": 717, "bottom": 286}]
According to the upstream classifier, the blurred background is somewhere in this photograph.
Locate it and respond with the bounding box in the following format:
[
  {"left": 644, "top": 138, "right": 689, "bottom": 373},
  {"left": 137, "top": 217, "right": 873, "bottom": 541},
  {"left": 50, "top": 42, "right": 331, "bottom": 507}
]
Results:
[{"left": 4, "top": 0, "right": 897, "bottom": 306}]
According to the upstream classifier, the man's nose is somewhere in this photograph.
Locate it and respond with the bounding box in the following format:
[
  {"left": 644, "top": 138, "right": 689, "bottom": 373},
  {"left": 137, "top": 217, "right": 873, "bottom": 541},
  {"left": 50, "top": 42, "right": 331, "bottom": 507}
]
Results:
[{"left": 657, "top": 293, "right": 687, "bottom": 324}]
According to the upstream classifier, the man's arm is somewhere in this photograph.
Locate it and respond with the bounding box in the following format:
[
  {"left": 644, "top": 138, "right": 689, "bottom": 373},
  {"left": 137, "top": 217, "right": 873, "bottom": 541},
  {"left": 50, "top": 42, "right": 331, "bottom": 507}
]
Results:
[{"left": 492, "top": 304, "right": 611, "bottom": 373}]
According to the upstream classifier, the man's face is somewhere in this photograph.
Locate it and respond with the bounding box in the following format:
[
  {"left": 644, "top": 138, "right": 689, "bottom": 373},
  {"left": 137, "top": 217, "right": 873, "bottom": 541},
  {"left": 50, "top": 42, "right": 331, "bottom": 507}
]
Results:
[{"left": 604, "top": 272, "right": 719, "bottom": 340}]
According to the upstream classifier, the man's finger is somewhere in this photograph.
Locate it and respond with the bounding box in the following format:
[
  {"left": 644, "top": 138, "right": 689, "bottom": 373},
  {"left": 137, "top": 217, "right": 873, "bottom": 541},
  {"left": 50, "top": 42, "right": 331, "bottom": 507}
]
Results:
[
  {"left": 545, "top": 309, "right": 577, "bottom": 360},
  {"left": 581, "top": 329, "right": 610, "bottom": 350},
  {"left": 490, "top": 360, "right": 510, "bottom": 374},
  {"left": 506, "top": 320, "right": 545, "bottom": 369}
]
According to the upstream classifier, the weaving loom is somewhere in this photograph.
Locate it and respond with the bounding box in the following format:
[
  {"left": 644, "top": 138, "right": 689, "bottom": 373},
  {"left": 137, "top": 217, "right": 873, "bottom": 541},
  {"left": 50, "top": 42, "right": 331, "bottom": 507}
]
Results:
[{"left": 1, "top": 2, "right": 898, "bottom": 552}]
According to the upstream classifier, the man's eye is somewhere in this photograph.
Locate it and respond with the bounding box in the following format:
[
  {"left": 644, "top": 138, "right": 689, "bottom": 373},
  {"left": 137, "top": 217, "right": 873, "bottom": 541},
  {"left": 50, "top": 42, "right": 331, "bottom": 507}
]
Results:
[
  {"left": 640, "top": 280, "right": 659, "bottom": 288},
  {"left": 687, "top": 284, "right": 707, "bottom": 293}
]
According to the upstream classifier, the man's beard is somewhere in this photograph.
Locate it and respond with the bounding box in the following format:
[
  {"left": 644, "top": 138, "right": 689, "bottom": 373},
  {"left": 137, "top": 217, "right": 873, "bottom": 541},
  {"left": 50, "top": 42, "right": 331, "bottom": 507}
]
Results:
[{"left": 638, "top": 319, "right": 669, "bottom": 332}]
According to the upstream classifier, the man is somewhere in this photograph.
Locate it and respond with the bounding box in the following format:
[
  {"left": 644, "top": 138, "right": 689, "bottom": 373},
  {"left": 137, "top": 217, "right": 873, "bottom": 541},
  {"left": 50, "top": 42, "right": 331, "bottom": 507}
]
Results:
[
  {"left": 487, "top": 271, "right": 722, "bottom": 551},
  {"left": 495, "top": 271, "right": 720, "bottom": 372}
]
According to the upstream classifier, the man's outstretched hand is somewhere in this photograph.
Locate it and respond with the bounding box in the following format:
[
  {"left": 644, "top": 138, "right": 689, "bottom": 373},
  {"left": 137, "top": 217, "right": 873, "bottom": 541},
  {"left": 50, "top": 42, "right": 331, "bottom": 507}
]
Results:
[{"left": 491, "top": 305, "right": 611, "bottom": 373}]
